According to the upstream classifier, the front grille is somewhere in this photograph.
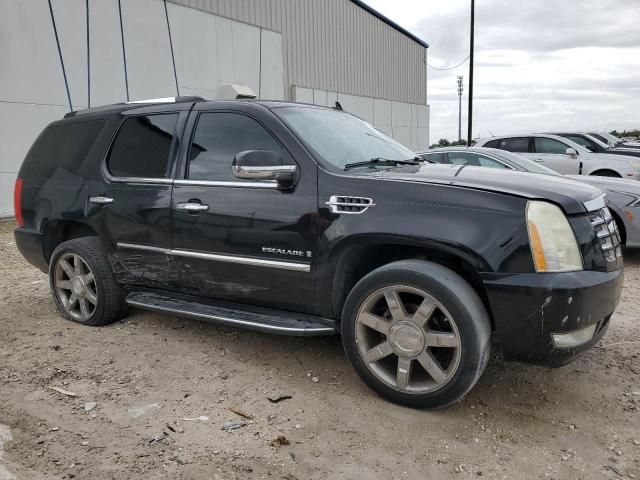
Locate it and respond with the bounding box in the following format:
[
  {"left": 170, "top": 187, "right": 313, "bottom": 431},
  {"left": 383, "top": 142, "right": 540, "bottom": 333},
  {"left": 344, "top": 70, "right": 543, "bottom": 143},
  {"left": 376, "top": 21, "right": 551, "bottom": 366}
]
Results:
[{"left": 588, "top": 207, "right": 622, "bottom": 263}]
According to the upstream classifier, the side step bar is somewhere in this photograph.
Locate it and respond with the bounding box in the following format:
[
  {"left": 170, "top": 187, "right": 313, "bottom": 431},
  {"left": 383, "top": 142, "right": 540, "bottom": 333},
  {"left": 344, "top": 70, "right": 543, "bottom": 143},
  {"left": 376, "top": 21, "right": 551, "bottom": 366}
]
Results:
[{"left": 126, "top": 291, "right": 337, "bottom": 336}]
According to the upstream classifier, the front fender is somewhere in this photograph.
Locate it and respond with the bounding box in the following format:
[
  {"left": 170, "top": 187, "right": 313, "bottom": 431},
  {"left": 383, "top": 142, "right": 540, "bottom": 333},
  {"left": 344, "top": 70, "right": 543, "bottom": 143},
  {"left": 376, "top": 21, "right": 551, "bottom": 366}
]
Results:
[{"left": 315, "top": 186, "right": 535, "bottom": 319}]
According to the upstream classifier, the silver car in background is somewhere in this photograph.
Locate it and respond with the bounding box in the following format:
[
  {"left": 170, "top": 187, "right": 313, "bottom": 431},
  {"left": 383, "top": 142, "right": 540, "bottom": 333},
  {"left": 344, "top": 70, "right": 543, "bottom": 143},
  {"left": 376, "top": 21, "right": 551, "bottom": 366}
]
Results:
[
  {"left": 419, "top": 147, "right": 640, "bottom": 248},
  {"left": 474, "top": 133, "right": 640, "bottom": 179}
]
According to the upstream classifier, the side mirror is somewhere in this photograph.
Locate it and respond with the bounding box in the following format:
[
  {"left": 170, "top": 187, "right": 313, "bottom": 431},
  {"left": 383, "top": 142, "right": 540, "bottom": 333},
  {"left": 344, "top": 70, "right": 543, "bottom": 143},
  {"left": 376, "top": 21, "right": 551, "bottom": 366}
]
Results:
[
  {"left": 565, "top": 147, "right": 578, "bottom": 158},
  {"left": 232, "top": 150, "right": 296, "bottom": 188}
]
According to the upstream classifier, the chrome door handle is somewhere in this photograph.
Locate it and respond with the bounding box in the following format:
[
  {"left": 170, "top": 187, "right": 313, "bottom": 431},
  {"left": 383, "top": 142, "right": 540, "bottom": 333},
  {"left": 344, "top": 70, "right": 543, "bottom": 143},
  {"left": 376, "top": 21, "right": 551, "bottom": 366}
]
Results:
[
  {"left": 89, "top": 195, "right": 114, "bottom": 205},
  {"left": 176, "top": 202, "right": 209, "bottom": 212},
  {"left": 534, "top": 158, "right": 544, "bottom": 163}
]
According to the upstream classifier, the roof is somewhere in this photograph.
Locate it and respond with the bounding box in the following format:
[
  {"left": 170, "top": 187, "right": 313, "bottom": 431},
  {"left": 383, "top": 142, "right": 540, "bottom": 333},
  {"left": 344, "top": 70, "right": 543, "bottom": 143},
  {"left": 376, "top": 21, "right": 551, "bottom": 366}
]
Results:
[
  {"left": 350, "top": 0, "right": 429, "bottom": 48},
  {"left": 61, "top": 97, "right": 334, "bottom": 121}
]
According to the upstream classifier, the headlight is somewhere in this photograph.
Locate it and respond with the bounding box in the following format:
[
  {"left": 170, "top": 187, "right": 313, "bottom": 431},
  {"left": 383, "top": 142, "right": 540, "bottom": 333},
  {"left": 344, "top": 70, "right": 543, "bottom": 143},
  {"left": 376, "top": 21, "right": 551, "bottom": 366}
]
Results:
[{"left": 526, "top": 201, "right": 583, "bottom": 272}]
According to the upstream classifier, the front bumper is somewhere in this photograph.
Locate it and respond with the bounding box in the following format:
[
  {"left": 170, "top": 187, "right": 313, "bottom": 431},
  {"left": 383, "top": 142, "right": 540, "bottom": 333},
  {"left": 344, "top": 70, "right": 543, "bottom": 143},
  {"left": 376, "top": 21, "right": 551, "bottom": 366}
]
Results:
[{"left": 482, "top": 268, "right": 623, "bottom": 366}]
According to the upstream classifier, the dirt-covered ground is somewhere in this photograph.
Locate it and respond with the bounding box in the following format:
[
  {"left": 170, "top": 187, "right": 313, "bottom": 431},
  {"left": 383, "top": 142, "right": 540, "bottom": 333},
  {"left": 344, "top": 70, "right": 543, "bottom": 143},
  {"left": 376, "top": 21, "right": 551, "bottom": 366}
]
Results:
[{"left": 0, "top": 218, "right": 638, "bottom": 480}]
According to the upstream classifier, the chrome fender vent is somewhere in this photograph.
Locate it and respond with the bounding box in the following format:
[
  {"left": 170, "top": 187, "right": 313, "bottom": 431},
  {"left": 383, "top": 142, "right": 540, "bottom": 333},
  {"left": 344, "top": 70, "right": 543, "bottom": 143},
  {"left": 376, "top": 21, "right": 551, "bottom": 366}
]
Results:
[{"left": 326, "top": 196, "right": 376, "bottom": 214}]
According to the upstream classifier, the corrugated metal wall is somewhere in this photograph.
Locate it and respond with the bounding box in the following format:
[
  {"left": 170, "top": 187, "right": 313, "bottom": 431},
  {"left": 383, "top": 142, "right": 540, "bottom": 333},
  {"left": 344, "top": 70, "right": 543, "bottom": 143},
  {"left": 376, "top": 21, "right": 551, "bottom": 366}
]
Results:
[{"left": 167, "top": 0, "right": 427, "bottom": 104}]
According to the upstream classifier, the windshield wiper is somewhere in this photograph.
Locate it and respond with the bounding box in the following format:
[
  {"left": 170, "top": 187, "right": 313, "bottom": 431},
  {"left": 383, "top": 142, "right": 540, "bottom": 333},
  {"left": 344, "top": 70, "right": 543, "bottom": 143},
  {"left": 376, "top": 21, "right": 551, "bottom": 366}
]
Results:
[{"left": 344, "top": 157, "right": 422, "bottom": 170}]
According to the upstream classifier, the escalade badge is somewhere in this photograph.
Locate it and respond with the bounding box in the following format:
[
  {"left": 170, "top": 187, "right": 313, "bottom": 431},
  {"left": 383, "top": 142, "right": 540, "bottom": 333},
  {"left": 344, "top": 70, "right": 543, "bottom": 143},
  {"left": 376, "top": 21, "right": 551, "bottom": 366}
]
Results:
[{"left": 262, "top": 247, "right": 311, "bottom": 258}]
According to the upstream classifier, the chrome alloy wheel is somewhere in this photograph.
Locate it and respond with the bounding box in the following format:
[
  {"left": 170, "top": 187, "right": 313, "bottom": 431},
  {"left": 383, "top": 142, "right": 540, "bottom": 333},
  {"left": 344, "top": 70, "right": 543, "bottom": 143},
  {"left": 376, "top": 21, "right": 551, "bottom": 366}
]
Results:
[
  {"left": 54, "top": 253, "right": 98, "bottom": 322},
  {"left": 355, "top": 285, "right": 462, "bottom": 394}
]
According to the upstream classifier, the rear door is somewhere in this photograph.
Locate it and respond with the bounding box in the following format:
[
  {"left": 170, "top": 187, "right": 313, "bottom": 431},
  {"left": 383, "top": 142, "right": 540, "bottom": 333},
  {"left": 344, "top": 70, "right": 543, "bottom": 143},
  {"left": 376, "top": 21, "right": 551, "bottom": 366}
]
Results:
[
  {"left": 533, "top": 137, "right": 581, "bottom": 174},
  {"left": 169, "top": 106, "right": 318, "bottom": 313},
  {"left": 88, "top": 108, "right": 186, "bottom": 287}
]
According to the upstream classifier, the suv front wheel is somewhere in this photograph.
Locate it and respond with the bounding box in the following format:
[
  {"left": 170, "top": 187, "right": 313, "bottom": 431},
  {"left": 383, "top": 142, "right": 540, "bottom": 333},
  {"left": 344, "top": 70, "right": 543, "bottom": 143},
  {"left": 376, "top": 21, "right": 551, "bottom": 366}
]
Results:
[
  {"left": 49, "top": 237, "right": 126, "bottom": 326},
  {"left": 341, "top": 260, "right": 491, "bottom": 408}
]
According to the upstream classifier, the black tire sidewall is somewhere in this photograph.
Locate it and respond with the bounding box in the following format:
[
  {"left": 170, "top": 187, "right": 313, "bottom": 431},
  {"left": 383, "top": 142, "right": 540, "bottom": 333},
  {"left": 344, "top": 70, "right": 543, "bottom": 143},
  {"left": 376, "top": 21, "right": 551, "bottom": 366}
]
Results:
[
  {"left": 49, "top": 237, "right": 124, "bottom": 326},
  {"left": 341, "top": 261, "right": 491, "bottom": 409}
]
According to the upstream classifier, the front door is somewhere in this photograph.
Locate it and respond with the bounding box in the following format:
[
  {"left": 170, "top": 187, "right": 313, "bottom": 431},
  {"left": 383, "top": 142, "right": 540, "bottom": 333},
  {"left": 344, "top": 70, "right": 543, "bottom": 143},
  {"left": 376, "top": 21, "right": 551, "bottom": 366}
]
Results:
[
  {"left": 533, "top": 137, "right": 581, "bottom": 174},
  {"left": 170, "top": 109, "right": 318, "bottom": 314}
]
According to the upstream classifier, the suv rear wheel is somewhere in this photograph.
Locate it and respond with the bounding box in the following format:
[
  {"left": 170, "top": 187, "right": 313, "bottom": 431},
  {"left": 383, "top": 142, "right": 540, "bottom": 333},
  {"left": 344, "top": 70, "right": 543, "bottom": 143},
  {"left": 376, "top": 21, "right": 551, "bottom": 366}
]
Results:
[
  {"left": 341, "top": 260, "right": 491, "bottom": 408},
  {"left": 49, "top": 237, "right": 126, "bottom": 326}
]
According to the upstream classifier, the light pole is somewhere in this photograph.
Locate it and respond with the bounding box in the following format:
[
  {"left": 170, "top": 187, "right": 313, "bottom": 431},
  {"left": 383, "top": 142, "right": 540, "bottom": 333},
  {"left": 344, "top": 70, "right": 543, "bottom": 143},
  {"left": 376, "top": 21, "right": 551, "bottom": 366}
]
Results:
[
  {"left": 467, "top": 0, "right": 475, "bottom": 146},
  {"left": 457, "top": 76, "right": 463, "bottom": 143}
]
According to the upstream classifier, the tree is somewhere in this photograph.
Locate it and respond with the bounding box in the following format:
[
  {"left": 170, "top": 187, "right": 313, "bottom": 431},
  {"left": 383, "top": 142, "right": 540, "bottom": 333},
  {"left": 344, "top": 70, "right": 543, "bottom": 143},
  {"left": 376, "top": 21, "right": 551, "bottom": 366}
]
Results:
[{"left": 429, "top": 138, "right": 467, "bottom": 149}]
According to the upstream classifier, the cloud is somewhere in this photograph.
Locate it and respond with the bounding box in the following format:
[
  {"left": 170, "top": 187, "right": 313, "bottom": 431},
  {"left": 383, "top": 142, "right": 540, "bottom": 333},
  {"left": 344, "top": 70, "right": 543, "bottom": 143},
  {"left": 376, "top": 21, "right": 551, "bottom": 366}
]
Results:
[{"left": 364, "top": 0, "right": 640, "bottom": 141}]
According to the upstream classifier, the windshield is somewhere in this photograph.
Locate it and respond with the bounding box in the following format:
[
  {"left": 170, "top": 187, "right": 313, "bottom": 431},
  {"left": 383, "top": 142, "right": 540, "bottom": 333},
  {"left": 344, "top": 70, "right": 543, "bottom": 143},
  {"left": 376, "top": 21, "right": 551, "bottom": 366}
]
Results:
[
  {"left": 274, "top": 106, "right": 417, "bottom": 170},
  {"left": 604, "top": 132, "right": 624, "bottom": 145}
]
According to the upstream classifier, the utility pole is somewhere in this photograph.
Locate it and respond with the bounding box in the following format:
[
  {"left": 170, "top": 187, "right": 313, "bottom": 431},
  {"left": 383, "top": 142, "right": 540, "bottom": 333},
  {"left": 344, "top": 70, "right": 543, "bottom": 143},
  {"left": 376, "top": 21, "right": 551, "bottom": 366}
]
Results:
[
  {"left": 467, "top": 0, "right": 475, "bottom": 146},
  {"left": 457, "top": 76, "right": 463, "bottom": 143}
]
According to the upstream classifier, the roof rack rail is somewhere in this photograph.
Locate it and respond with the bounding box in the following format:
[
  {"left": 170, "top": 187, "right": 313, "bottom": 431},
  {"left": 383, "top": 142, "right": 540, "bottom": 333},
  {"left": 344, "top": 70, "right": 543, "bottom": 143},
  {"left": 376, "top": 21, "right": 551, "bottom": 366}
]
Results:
[
  {"left": 64, "top": 96, "right": 206, "bottom": 118},
  {"left": 125, "top": 96, "right": 205, "bottom": 104}
]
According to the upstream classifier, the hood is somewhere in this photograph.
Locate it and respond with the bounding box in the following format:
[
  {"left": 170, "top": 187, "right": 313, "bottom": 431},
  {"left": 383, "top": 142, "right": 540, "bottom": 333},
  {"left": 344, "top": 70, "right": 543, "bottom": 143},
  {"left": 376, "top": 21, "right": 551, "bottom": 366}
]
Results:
[
  {"left": 587, "top": 151, "right": 640, "bottom": 163},
  {"left": 567, "top": 174, "right": 640, "bottom": 193},
  {"left": 355, "top": 163, "right": 602, "bottom": 215}
]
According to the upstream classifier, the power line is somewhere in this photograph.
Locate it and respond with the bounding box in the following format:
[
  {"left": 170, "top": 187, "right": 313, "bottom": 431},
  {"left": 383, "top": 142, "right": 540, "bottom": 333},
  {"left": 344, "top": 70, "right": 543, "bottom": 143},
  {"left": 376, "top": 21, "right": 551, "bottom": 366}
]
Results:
[{"left": 427, "top": 55, "right": 470, "bottom": 70}]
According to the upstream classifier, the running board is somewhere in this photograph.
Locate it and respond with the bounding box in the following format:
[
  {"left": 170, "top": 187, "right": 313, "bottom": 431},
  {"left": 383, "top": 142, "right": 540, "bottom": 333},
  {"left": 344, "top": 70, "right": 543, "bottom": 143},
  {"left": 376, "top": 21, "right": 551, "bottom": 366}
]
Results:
[{"left": 126, "top": 291, "right": 337, "bottom": 336}]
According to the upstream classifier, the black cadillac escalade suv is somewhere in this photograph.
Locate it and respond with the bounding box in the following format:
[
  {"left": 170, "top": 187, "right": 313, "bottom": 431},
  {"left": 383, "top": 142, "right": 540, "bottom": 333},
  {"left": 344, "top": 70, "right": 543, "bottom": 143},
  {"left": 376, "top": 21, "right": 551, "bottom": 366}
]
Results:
[{"left": 14, "top": 98, "right": 623, "bottom": 408}]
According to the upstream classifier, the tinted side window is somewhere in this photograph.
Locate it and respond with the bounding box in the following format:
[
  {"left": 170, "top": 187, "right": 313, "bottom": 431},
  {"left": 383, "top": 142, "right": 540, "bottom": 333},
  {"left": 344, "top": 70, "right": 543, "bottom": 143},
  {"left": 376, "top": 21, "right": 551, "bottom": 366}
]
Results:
[
  {"left": 535, "top": 137, "right": 569, "bottom": 154},
  {"left": 107, "top": 114, "right": 179, "bottom": 178},
  {"left": 498, "top": 137, "right": 530, "bottom": 153},
  {"left": 419, "top": 152, "right": 445, "bottom": 163},
  {"left": 561, "top": 134, "right": 598, "bottom": 151},
  {"left": 483, "top": 139, "right": 500, "bottom": 148},
  {"left": 20, "top": 120, "right": 105, "bottom": 179},
  {"left": 188, "top": 113, "right": 283, "bottom": 181}
]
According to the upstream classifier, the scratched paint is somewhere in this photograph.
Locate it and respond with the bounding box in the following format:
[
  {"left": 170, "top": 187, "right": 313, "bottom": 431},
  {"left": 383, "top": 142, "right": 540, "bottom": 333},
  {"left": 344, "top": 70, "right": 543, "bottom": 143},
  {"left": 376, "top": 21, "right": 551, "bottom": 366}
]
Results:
[{"left": 540, "top": 296, "right": 552, "bottom": 334}]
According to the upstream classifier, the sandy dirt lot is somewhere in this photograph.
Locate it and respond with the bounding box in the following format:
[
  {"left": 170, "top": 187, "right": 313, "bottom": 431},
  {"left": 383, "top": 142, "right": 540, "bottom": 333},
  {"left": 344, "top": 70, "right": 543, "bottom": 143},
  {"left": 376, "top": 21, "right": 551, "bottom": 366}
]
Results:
[{"left": 0, "top": 218, "right": 638, "bottom": 480}]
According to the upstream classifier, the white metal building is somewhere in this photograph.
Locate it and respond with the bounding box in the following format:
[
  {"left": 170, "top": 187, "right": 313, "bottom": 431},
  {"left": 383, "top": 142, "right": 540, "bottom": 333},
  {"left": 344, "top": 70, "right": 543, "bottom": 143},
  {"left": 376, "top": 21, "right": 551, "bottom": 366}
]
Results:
[{"left": 0, "top": 0, "right": 430, "bottom": 216}]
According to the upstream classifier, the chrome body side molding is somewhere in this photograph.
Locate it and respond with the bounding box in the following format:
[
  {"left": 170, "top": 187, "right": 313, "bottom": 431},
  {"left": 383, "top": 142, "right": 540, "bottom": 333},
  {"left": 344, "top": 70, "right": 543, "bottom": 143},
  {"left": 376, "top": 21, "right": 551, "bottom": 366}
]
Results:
[{"left": 116, "top": 243, "right": 311, "bottom": 272}]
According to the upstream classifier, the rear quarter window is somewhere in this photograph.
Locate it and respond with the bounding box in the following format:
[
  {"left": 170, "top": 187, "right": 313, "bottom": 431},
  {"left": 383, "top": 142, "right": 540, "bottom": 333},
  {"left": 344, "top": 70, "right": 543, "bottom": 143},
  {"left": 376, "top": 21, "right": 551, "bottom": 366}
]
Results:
[{"left": 19, "top": 120, "right": 105, "bottom": 179}]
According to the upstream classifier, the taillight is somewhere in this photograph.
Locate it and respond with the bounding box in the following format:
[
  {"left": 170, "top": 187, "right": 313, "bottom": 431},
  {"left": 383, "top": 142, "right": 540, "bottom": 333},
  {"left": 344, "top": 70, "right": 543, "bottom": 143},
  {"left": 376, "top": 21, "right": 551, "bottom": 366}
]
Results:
[{"left": 14, "top": 178, "right": 24, "bottom": 227}]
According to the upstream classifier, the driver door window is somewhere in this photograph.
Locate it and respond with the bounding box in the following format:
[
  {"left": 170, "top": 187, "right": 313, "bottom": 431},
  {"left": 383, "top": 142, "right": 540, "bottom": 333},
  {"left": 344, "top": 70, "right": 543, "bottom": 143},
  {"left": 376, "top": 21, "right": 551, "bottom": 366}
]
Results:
[
  {"left": 535, "top": 138, "right": 571, "bottom": 154},
  {"left": 188, "top": 113, "right": 285, "bottom": 182},
  {"left": 533, "top": 137, "right": 579, "bottom": 174}
]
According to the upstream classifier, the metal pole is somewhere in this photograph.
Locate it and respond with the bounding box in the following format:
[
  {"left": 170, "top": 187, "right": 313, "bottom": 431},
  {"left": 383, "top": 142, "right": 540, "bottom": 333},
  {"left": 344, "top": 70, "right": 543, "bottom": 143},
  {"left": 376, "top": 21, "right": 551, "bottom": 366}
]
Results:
[
  {"left": 86, "top": 0, "right": 90, "bottom": 108},
  {"left": 48, "top": 0, "right": 72, "bottom": 111},
  {"left": 457, "top": 76, "right": 463, "bottom": 143},
  {"left": 467, "top": 0, "right": 475, "bottom": 145}
]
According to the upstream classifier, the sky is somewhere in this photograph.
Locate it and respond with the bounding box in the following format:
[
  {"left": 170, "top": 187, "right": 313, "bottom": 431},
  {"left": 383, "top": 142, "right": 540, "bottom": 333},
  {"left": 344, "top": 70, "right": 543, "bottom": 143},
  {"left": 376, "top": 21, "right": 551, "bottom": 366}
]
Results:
[{"left": 364, "top": 0, "right": 640, "bottom": 143}]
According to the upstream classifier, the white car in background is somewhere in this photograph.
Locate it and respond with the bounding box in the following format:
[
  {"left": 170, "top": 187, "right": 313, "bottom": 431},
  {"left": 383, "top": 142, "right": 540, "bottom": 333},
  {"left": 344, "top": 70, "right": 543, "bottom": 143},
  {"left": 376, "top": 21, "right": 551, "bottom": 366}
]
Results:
[
  {"left": 475, "top": 133, "right": 640, "bottom": 179},
  {"left": 591, "top": 132, "right": 640, "bottom": 149}
]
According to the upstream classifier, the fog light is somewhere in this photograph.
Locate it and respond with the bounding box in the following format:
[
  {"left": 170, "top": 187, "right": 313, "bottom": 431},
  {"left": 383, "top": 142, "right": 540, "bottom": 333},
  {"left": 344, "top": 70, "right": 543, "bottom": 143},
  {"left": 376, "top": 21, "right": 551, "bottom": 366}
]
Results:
[{"left": 552, "top": 324, "right": 597, "bottom": 348}]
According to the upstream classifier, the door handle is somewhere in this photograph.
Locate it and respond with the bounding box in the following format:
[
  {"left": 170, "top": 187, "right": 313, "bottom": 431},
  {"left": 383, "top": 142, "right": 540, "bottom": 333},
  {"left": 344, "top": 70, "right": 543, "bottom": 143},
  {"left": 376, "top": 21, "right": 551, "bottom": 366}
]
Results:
[
  {"left": 89, "top": 195, "right": 114, "bottom": 205},
  {"left": 534, "top": 158, "right": 544, "bottom": 163},
  {"left": 176, "top": 202, "right": 209, "bottom": 212}
]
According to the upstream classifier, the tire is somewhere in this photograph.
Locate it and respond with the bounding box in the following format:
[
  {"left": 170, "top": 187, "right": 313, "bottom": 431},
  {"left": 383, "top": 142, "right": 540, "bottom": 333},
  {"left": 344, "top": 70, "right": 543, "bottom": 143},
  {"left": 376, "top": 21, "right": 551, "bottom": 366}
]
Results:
[
  {"left": 49, "top": 237, "right": 126, "bottom": 326},
  {"left": 341, "top": 260, "right": 491, "bottom": 409},
  {"left": 591, "top": 170, "right": 621, "bottom": 178}
]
